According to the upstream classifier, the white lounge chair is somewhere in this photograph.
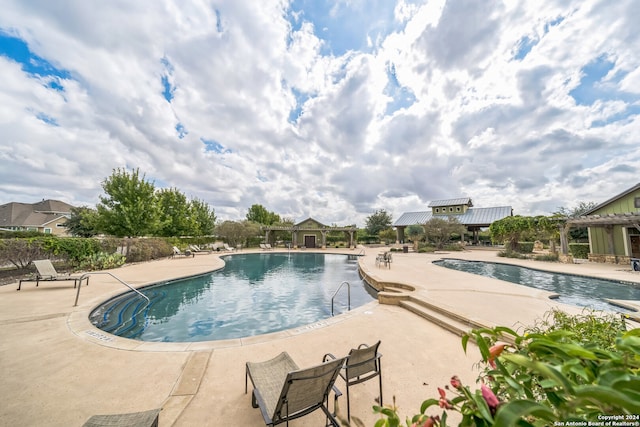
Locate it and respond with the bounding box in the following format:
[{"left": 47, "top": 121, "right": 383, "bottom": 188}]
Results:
[
  {"left": 172, "top": 246, "right": 194, "bottom": 258},
  {"left": 18, "top": 259, "right": 89, "bottom": 291}
]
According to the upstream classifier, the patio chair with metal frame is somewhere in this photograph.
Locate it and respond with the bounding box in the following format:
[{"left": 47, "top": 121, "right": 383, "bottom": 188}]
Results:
[
  {"left": 245, "top": 351, "right": 347, "bottom": 426},
  {"left": 324, "top": 341, "right": 383, "bottom": 421}
]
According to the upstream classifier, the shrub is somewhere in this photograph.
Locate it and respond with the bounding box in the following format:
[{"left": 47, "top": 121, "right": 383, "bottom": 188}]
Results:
[
  {"left": 125, "top": 238, "right": 173, "bottom": 262},
  {"left": 78, "top": 252, "right": 126, "bottom": 270},
  {"left": 497, "top": 250, "right": 526, "bottom": 259},
  {"left": 517, "top": 242, "right": 534, "bottom": 253},
  {"left": 374, "top": 310, "right": 639, "bottom": 426},
  {"left": 569, "top": 243, "right": 590, "bottom": 259},
  {"left": 533, "top": 253, "right": 559, "bottom": 262}
]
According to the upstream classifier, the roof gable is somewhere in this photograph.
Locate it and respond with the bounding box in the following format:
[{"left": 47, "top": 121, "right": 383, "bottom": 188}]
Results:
[
  {"left": 294, "top": 217, "right": 327, "bottom": 228},
  {"left": 584, "top": 182, "right": 640, "bottom": 215}
]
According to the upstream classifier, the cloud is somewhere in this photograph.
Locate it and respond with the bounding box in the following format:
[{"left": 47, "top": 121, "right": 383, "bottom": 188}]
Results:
[{"left": 0, "top": 0, "right": 638, "bottom": 227}]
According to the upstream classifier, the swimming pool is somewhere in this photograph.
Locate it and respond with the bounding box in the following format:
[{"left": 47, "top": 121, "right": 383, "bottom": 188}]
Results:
[
  {"left": 434, "top": 259, "right": 640, "bottom": 312},
  {"left": 90, "top": 253, "right": 376, "bottom": 342}
]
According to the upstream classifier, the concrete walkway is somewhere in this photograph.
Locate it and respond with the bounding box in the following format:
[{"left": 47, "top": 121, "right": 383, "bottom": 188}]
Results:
[{"left": 1, "top": 248, "right": 638, "bottom": 426}]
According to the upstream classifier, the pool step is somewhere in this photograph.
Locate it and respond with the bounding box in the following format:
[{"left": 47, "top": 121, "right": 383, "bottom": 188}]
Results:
[
  {"left": 399, "top": 298, "right": 488, "bottom": 339},
  {"left": 90, "top": 290, "right": 165, "bottom": 338}
]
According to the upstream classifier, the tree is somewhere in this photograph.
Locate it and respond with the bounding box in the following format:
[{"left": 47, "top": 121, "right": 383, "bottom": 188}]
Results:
[
  {"left": 489, "top": 215, "right": 533, "bottom": 252},
  {"left": 423, "top": 217, "right": 465, "bottom": 250},
  {"left": 406, "top": 224, "right": 425, "bottom": 250},
  {"left": 189, "top": 198, "right": 216, "bottom": 237},
  {"left": 365, "top": 209, "right": 393, "bottom": 235},
  {"left": 379, "top": 228, "right": 396, "bottom": 244},
  {"left": 65, "top": 206, "right": 100, "bottom": 237},
  {"left": 532, "top": 215, "right": 561, "bottom": 252},
  {"left": 215, "top": 220, "right": 260, "bottom": 248},
  {"left": 96, "top": 168, "right": 159, "bottom": 237},
  {"left": 246, "top": 204, "right": 280, "bottom": 225},
  {"left": 155, "top": 188, "right": 191, "bottom": 237}
]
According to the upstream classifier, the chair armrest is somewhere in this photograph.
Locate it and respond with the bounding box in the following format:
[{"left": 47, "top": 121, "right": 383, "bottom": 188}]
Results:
[{"left": 323, "top": 352, "right": 338, "bottom": 362}]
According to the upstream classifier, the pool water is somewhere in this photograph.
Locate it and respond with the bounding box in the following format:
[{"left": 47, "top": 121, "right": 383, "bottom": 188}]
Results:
[
  {"left": 90, "top": 253, "right": 376, "bottom": 342},
  {"left": 434, "top": 259, "right": 640, "bottom": 312}
]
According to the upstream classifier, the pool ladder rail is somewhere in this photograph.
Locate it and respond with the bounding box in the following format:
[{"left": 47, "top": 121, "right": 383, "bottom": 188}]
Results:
[
  {"left": 74, "top": 271, "right": 149, "bottom": 307},
  {"left": 331, "top": 281, "right": 351, "bottom": 316}
]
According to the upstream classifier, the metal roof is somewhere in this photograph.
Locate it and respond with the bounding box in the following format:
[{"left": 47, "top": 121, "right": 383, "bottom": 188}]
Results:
[
  {"left": 428, "top": 197, "right": 472, "bottom": 207},
  {"left": 394, "top": 211, "right": 433, "bottom": 226},
  {"left": 394, "top": 206, "right": 512, "bottom": 227}
]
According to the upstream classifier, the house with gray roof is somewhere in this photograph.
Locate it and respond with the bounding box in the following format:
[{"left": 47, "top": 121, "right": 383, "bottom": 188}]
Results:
[
  {"left": 394, "top": 197, "right": 512, "bottom": 244},
  {"left": 0, "top": 199, "right": 74, "bottom": 236}
]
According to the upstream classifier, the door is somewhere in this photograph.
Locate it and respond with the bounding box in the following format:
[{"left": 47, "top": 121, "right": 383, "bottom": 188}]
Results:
[{"left": 304, "top": 235, "right": 316, "bottom": 248}]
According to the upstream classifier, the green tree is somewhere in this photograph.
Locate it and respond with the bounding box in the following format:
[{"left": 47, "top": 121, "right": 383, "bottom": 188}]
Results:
[
  {"left": 65, "top": 206, "right": 100, "bottom": 237},
  {"left": 423, "top": 217, "right": 465, "bottom": 250},
  {"left": 533, "top": 215, "right": 561, "bottom": 252},
  {"left": 155, "top": 188, "right": 191, "bottom": 237},
  {"left": 246, "top": 204, "right": 281, "bottom": 225},
  {"left": 379, "top": 227, "right": 396, "bottom": 244},
  {"left": 215, "top": 220, "right": 260, "bottom": 248},
  {"left": 489, "top": 215, "right": 533, "bottom": 252},
  {"left": 96, "top": 168, "right": 159, "bottom": 237},
  {"left": 365, "top": 209, "right": 393, "bottom": 235},
  {"left": 189, "top": 198, "right": 216, "bottom": 237},
  {"left": 406, "top": 224, "right": 425, "bottom": 250}
]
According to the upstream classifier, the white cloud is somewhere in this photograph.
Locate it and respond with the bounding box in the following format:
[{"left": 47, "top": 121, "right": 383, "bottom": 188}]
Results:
[{"left": 0, "top": 0, "right": 638, "bottom": 227}]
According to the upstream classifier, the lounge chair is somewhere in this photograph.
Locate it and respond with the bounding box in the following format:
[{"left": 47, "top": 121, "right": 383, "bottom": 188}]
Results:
[
  {"left": 260, "top": 243, "right": 268, "bottom": 250},
  {"left": 265, "top": 243, "right": 273, "bottom": 250},
  {"left": 172, "top": 246, "right": 194, "bottom": 258},
  {"left": 189, "top": 244, "right": 211, "bottom": 254},
  {"left": 83, "top": 408, "right": 160, "bottom": 427},
  {"left": 223, "top": 243, "right": 235, "bottom": 252},
  {"left": 18, "top": 259, "right": 89, "bottom": 291},
  {"left": 324, "top": 341, "right": 383, "bottom": 421},
  {"left": 245, "top": 352, "right": 347, "bottom": 426}
]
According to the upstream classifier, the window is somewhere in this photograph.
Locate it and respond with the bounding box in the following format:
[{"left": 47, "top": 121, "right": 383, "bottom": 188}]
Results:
[
  {"left": 44, "top": 228, "right": 52, "bottom": 234},
  {"left": 435, "top": 208, "right": 439, "bottom": 213},
  {"left": 449, "top": 207, "right": 453, "bottom": 212},
  {"left": 635, "top": 197, "right": 640, "bottom": 208},
  {"left": 456, "top": 207, "right": 461, "bottom": 212},
  {"left": 56, "top": 223, "right": 65, "bottom": 228}
]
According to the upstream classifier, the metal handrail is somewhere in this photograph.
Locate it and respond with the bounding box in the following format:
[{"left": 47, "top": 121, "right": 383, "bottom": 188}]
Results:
[
  {"left": 331, "top": 281, "right": 351, "bottom": 316},
  {"left": 74, "top": 271, "right": 150, "bottom": 307}
]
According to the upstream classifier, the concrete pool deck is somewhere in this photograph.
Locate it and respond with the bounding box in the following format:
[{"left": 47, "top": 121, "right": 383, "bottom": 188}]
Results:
[{"left": 1, "top": 248, "right": 639, "bottom": 426}]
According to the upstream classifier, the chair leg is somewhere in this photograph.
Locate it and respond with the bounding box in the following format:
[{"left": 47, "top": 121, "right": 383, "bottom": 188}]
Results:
[{"left": 346, "top": 385, "right": 351, "bottom": 421}]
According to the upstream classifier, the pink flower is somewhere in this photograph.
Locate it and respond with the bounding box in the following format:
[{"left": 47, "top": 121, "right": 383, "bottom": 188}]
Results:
[
  {"left": 437, "top": 387, "right": 453, "bottom": 409},
  {"left": 450, "top": 375, "right": 462, "bottom": 389},
  {"left": 481, "top": 384, "right": 500, "bottom": 411}
]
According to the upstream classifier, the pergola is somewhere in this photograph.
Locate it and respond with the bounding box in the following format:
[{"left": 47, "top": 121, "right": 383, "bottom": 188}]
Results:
[
  {"left": 261, "top": 225, "right": 358, "bottom": 249},
  {"left": 560, "top": 212, "right": 640, "bottom": 255}
]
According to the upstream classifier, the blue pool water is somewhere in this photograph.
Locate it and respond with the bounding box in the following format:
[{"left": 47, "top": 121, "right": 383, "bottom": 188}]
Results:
[
  {"left": 90, "top": 253, "right": 376, "bottom": 342},
  {"left": 434, "top": 259, "right": 640, "bottom": 312}
]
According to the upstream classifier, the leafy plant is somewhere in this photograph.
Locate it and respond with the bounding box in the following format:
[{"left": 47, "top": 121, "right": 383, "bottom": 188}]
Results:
[
  {"left": 374, "top": 310, "right": 639, "bottom": 426},
  {"left": 78, "top": 252, "right": 126, "bottom": 270}
]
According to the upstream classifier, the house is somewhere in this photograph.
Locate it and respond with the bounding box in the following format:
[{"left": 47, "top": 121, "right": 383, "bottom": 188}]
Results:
[
  {"left": 393, "top": 197, "right": 513, "bottom": 244},
  {"left": 262, "top": 218, "right": 358, "bottom": 249},
  {"left": 562, "top": 183, "right": 640, "bottom": 265},
  {"left": 0, "top": 199, "right": 74, "bottom": 236}
]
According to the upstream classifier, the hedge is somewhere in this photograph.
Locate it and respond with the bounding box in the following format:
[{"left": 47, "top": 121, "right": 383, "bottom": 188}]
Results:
[{"left": 569, "top": 243, "right": 590, "bottom": 259}]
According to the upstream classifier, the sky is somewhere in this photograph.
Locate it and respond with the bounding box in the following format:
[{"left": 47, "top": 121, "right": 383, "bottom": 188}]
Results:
[{"left": 1, "top": 0, "right": 639, "bottom": 227}]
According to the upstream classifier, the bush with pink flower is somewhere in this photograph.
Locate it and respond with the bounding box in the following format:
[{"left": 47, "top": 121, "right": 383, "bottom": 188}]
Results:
[{"left": 371, "top": 309, "right": 640, "bottom": 426}]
